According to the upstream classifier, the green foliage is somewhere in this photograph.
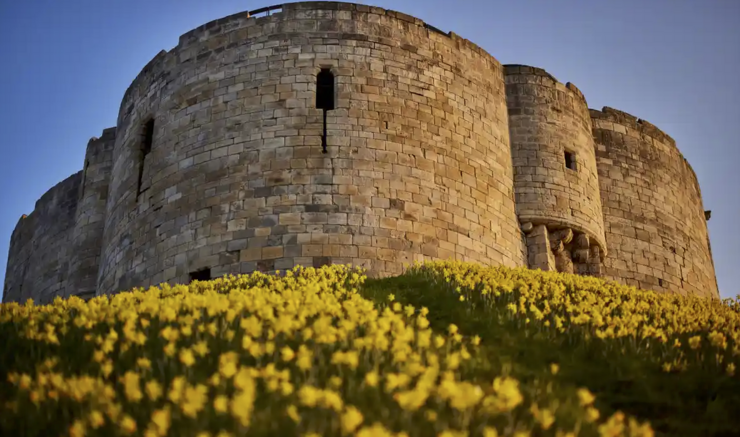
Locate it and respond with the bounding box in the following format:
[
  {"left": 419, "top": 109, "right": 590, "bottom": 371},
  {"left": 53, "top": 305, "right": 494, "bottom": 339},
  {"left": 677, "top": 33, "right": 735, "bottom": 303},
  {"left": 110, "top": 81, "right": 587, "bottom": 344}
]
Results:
[
  {"left": 363, "top": 262, "right": 739, "bottom": 437},
  {"left": 3, "top": 261, "right": 736, "bottom": 437}
]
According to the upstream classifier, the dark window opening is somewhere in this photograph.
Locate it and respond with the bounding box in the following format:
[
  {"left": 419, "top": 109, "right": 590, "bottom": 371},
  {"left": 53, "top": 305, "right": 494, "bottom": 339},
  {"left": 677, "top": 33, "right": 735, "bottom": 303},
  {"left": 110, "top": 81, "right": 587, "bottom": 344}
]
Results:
[
  {"left": 658, "top": 278, "right": 664, "bottom": 287},
  {"left": 189, "top": 268, "right": 212, "bottom": 283},
  {"left": 316, "top": 69, "right": 335, "bottom": 154},
  {"left": 564, "top": 150, "right": 577, "bottom": 171},
  {"left": 137, "top": 118, "right": 155, "bottom": 198},
  {"left": 142, "top": 118, "right": 155, "bottom": 156}
]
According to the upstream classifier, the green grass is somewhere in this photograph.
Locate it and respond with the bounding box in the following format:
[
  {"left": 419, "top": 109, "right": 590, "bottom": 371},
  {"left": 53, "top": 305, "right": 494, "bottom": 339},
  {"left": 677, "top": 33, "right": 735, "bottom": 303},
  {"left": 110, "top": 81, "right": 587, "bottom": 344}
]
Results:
[{"left": 360, "top": 272, "right": 740, "bottom": 437}]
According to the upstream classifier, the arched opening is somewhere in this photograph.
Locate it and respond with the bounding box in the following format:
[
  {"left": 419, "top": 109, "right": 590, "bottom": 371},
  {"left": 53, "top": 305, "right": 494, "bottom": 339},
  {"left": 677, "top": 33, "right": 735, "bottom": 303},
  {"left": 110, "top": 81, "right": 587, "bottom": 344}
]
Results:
[{"left": 316, "top": 69, "right": 334, "bottom": 153}]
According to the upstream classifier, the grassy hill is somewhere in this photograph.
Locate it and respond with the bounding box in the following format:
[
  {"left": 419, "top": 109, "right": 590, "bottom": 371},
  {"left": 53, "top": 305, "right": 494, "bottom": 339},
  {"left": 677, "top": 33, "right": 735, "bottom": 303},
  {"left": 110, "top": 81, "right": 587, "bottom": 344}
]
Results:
[{"left": 1, "top": 261, "right": 738, "bottom": 437}]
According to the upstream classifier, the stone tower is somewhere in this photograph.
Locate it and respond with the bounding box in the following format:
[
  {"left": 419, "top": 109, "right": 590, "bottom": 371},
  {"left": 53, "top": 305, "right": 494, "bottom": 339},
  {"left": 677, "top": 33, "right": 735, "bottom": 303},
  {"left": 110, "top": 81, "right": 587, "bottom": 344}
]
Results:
[{"left": 2, "top": 2, "right": 719, "bottom": 303}]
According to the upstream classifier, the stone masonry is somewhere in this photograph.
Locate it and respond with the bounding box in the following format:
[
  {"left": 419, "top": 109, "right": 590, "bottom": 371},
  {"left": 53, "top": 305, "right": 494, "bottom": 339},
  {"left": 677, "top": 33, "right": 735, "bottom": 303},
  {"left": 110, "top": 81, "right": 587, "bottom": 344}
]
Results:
[{"left": 2, "top": 2, "right": 719, "bottom": 303}]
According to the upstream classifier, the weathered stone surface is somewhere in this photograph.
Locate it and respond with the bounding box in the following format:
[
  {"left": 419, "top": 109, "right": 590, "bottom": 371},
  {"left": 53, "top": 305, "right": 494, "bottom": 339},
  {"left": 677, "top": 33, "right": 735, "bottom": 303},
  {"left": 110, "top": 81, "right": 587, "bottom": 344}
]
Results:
[
  {"left": 526, "top": 224, "right": 555, "bottom": 272},
  {"left": 504, "top": 65, "right": 606, "bottom": 258},
  {"left": 592, "top": 107, "right": 718, "bottom": 298},
  {"left": 1, "top": 2, "right": 719, "bottom": 302},
  {"left": 3, "top": 173, "right": 81, "bottom": 304}
]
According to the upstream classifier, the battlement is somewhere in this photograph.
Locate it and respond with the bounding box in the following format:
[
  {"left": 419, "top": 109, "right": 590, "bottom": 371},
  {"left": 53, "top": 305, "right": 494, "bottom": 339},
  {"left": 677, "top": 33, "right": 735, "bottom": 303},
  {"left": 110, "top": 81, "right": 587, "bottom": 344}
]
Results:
[
  {"left": 589, "top": 106, "right": 675, "bottom": 146},
  {"left": 589, "top": 106, "right": 700, "bottom": 194},
  {"left": 503, "top": 64, "right": 587, "bottom": 103}
]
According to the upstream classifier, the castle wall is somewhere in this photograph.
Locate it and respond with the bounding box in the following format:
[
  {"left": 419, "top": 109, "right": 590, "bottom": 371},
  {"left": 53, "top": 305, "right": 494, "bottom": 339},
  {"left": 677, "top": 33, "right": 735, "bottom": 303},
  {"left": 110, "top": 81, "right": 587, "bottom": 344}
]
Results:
[
  {"left": 65, "top": 128, "right": 116, "bottom": 299},
  {"left": 504, "top": 65, "right": 605, "bottom": 275},
  {"left": 2, "top": 2, "right": 720, "bottom": 301},
  {"left": 3, "top": 215, "right": 36, "bottom": 303},
  {"left": 2, "top": 173, "right": 81, "bottom": 303},
  {"left": 97, "top": 1, "right": 525, "bottom": 295},
  {"left": 591, "top": 107, "right": 718, "bottom": 298}
]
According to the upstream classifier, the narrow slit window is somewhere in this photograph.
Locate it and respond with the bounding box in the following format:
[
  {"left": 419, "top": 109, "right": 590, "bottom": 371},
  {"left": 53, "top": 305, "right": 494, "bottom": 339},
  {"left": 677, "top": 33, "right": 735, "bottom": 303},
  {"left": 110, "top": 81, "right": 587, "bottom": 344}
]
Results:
[
  {"left": 564, "top": 150, "right": 577, "bottom": 171},
  {"left": 142, "top": 118, "right": 155, "bottom": 156},
  {"left": 189, "top": 268, "right": 211, "bottom": 283},
  {"left": 137, "top": 118, "right": 155, "bottom": 198},
  {"left": 316, "top": 69, "right": 335, "bottom": 154}
]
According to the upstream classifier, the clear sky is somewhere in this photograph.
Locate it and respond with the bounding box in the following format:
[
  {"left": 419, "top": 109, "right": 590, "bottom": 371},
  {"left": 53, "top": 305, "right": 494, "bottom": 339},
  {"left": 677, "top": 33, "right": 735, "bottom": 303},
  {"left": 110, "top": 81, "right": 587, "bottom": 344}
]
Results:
[{"left": 0, "top": 0, "right": 738, "bottom": 300}]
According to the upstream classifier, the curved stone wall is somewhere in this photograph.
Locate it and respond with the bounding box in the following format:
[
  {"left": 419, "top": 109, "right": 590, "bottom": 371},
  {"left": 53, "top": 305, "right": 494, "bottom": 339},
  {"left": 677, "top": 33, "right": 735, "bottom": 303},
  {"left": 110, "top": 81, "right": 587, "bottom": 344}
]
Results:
[
  {"left": 3, "top": 215, "right": 35, "bottom": 303},
  {"left": 2, "top": 173, "right": 81, "bottom": 304},
  {"left": 3, "top": 2, "right": 720, "bottom": 302},
  {"left": 97, "top": 1, "right": 525, "bottom": 294},
  {"left": 65, "top": 128, "right": 116, "bottom": 299},
  {"left": 591, "top": 107, "right": 718, "bottom": 298},
  {"left": 504, "top": 65, "right": 605, "bottom": 275}
]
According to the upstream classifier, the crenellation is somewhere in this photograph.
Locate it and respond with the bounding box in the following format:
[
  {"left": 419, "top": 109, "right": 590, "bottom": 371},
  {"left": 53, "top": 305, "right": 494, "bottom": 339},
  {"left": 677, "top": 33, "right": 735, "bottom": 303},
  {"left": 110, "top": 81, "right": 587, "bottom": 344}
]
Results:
[{"left": 1, "top": 2, "right": 719, "bottom": 303}]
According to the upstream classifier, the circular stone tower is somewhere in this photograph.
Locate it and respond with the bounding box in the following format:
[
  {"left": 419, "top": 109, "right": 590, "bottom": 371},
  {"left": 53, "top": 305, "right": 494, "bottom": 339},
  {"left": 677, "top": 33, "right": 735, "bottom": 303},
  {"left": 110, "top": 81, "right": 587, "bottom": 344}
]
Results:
[
  {"left": 504, "top": 65, "right": 605, "bottom": 276},
  {"left": 591, "top": 107, "right": 718, "bottom": 298},
  {"left": 96, "top": 2, "right": 526, "bottom": 294}
]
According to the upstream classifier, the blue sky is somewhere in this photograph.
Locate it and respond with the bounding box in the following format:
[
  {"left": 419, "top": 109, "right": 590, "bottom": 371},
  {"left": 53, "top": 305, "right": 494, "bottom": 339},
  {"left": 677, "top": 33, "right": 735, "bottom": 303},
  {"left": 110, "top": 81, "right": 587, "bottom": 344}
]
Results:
[{"left": 0, "top": 0, "right": 738, "bottom": 300}]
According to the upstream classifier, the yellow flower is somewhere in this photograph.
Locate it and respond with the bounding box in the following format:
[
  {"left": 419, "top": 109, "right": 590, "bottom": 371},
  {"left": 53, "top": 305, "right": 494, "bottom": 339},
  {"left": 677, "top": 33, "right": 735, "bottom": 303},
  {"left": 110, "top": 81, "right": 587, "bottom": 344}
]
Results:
[
  {"left": 88, "top": 410, "right": 105, "bottom": 429},
  {"left": 286, "top": 405, "right": 300, "bottom": 422},
  {"left": 163, "top": 342, "right": 177, "bottom": 357},
  {"left": 577, "top": 388, "right": 595, "bottom": 406},
  {"left": 219, "top": 352, "right": 239, "bottom": 378},
  {"left": 179, "top": 348, "right": 196, "bottom": 367},
  {"left": 137, "top": 358, "right": 152, "bottom": 370},
  {"left": 329, "top": 376, "right": 342, "bottom": 389},
  {"left": 194, "top": 341, "right": 209, "bottom": 357},
  {"left": 365, "top": 371, "right": 379, "bottom": 387},
  {"left": 483, "top": 427, "right": 499, "bottom": 437},
  {"left": 688, "top": 336, "right": 702, "bottom": 350},
  {"left": 727, "top": 363, "right": 736, "bottom": 377},
  {"left": 231, "top": 386, "right": 256, "bottom": 427},
  {"left": 298, "top": 385, "right": 321, "bottom": 407},
  {"left": 341, "top": 406, "right": 364, "bottom": 433},
  {"left": 69, "top": 420, "right": 86, "bottom": 437},
  {"left": 145, "top": 380, "right": 162, "bottom": 401},
  {"left": 434, "top": 335, "right": 445, "bottom": 348},
  {"left": 586, "top": 406, "right": 600, "bottom": 422},
  {"left": 121, "top": 372, "right": 142, "bottom": 402},
  {"left": 388, "top": 294, "right": 395, "bottom": 302},
  {"left": 120, "top": 415, "right": 137, "bottom": 434},
  {"left": 181, "top": 384, "right": 209, "bottom": 417},
  {"left": 281, "top": 346, "right": 295, "bottom": 361},
  {"left": 550, "top": 363, "right": 559, "bottom": 375},
  {"left": 356, "top": 423, "right": 395, "bottom": 437},
  {"left": 214, "top": 395, "right": 228, "bottom": 413},
  {"left": 150, "top": 408, "right": 170, "bottom": 436},
  {"left": 485, "top": 377, "right": 523, "bottom": 413}
]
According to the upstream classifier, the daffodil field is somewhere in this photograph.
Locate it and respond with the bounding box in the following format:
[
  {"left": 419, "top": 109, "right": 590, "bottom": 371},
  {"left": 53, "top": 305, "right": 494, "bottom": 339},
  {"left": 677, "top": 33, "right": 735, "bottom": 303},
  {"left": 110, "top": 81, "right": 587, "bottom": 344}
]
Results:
[{"left": 1, "top": 262, "right": 738, "bottom": 437}]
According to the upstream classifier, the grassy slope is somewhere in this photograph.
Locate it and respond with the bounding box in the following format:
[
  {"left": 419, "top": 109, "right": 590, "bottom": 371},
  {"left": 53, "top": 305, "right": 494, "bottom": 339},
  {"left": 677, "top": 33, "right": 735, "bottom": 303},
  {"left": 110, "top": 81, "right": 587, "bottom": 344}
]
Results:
[{"left": 361, "top": 273, "right": 739, "bottom": 437}]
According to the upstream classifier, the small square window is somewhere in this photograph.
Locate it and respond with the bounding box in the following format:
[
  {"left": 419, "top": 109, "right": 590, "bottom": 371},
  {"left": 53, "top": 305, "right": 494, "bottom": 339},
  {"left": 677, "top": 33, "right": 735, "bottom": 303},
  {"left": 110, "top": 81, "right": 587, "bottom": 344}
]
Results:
[
  {"left": 564, "top": 150, "right": 577, "bottom": 171},
  {"left": 189, "top": 268, "right": 211, "bottom": 283}
]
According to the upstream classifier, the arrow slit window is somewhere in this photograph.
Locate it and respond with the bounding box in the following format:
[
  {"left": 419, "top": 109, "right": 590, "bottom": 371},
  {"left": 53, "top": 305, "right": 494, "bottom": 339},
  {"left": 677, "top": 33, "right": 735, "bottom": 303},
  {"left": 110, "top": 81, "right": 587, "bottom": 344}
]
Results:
[
  {"left": 316, "top": 69, "right": 334, "bottom": 153},
  {"left": 564, "top": 149, "right": 577, "bottom": 171},
  {"left": 136, "top": 118, "right": 155, "bottom": 199}
]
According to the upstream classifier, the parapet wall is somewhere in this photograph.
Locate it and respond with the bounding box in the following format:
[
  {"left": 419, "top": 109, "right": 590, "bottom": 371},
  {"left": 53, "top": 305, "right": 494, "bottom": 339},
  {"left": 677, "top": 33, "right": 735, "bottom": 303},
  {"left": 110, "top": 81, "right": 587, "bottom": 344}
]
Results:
[
  {"left": 97, "top": 1, "right": 525, "bottom": 295},
  {"left": 591, "top": 107, "right": 718, "bottom": 297}
]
